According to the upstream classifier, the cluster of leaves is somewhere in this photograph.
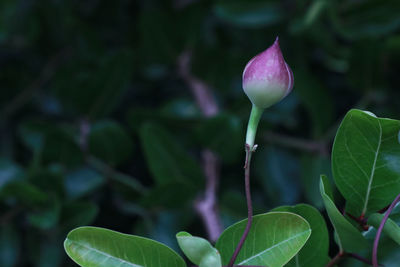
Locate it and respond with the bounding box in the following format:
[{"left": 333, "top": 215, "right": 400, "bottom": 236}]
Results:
[
  {"left": 63, "top": 109, "right": 400, "bottom": 266},
  {"left": 1, "top": 0, "right": 400, "bottom": 266}
]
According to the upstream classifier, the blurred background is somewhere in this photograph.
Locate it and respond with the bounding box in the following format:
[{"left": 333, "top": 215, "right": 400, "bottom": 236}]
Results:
[{"left": 1, "top": 0, "right": 400, "bottom": 266}]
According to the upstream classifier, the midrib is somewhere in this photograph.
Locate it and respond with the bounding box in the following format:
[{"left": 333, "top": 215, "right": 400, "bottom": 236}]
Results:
[
  {"left": 362, "top": 120, "right": 382, "bottom": 215},
  {"left": 69, "top": 240, "right": 142, "bottom": 267},
  {"left": 238, "top": 230, "right": 310, "bottom": 265}
]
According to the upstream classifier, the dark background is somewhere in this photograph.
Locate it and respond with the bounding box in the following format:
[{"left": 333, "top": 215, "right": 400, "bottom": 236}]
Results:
[{"left": 1, "top": 0, "right": 400, "bottom": 266}]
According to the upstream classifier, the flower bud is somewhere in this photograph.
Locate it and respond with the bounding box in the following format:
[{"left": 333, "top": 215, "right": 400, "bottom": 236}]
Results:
[{"left": 242, "top": 37, "right": 294, "bottom": 109}]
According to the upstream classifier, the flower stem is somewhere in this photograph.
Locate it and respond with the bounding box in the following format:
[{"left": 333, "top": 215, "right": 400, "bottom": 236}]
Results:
[
  {"left": 245, "top": 105, "right": 264, "bottom": 151},
  {"left": 228, "top": 144, "right": 254, "bottom": 267},
  {"left": 372, "top": 192, "right": 400, "bottom": 267}
]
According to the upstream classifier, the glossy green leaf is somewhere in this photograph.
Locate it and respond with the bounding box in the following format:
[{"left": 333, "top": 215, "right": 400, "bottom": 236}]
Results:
[
  {"left": 320, "top": 175, "right": 368, "bottom": 252},
  {"left": 332, "top": 109, "right": 400, "bottom": 216},
  {"left": 64, "top": 227, "right": 186, "bottom": 267},
  {"left": 368, "top": 213, "right": 400, "bottom": 245},
  {"left": 176, "top": 231, "right": 221, "bottom": 267},
  {"left": 216, "top": 212, "right": 311, "bottom": 267},
  {"left": 88, "top": 120, "right": 133, "bottom": 166},
  {"left": 273, "top": 204, "right": 329, "bottom": 267}
]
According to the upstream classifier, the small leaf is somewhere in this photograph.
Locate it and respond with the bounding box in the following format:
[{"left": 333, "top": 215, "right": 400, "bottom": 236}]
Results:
[
  {"left": 320, "top": 175, "right": 368, "bottom": 252},
  {"left": 64, "top": 227, "right": 186, "bottom": 267},
  {"left": 368, "top": 213, "right": 400, "bottom": 245},
  {"left": 332, "top": 109, "right": 400, "bottom": 217},
  {"left": 176, "top": 231, "right": 222, "bottom": 267},
  {"left": 273, "top": 204, "right": 329, "bottom": 267},
  {"left": 216, "top": 212, "right": 311, "bottom": 267}
]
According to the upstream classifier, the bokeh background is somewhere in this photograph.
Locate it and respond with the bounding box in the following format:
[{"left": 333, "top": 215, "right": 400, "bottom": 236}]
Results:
[{"left": 1, "top": 0, "right": 400, "bottom": 266}]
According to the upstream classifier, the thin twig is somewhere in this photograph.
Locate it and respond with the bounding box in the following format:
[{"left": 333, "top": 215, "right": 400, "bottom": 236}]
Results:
[
  {"left": 372, "top": 192, "right": 400, "bottom": 267},
  {"left": 195, "top": 149, "right": 222, "bottom": 242},
  {"left": 263, "top": 131, "right": 329, "bottom": 156},
  {"left": 178, "top": 51, "right": 219, "bottom": 117},
  {"left": 86, "top": 156, "right": 147, "bottom": 194},
  {"left": 178, "top": 50, "right": 222, "bottom": 242},
  {"left": 228, "top": 144, "right": 254, "bottom": 267}
]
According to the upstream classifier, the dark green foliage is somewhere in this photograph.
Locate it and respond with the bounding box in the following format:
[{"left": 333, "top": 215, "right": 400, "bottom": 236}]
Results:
[{"left": 1, "top": 0, "right": 400, "bottom": 266}]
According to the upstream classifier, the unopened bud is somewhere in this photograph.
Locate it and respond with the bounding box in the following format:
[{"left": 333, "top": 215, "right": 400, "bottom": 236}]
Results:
[{"left": 242, "top": 37, "right": 294, "bottom": 109}]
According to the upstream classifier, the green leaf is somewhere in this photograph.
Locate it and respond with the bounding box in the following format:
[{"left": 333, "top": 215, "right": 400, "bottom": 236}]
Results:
[
  {"left": 214, "top": 0, "right": 285, "bottom": 27},
  {"left": 140, "top": 182, "right": 196, "bottom": 209},
  {"left": 294, "top": 71, "right": 334, "bottom": 136},
  {"left": 139, "top": 123, "right": 203, "bottom": 187},
  {"left": 273, "top": 204, "right": 329, "bottom": 267},
  {"left": 64, "top": 167, "right": 105, "bottom": 200},
  {"left": 64, "top": 227, "right": 186, "bottom": 267},
  {"left": 28, "top": 196, "right": 61, "bottom": 230},
  {"left": 300, "top": 155, "right": 331, "bottom": 209},
  {"left": 215, "top": 212, "right": 311, "bottom": 267},
  {"left": 60, "top": 201, "right": 99, "bottom": 231},
  {"left": 195, "top": 114, "right": 243, "bottom": 163},
  {"left": 88, "top": 120, "right": 133, "bottom": 166},
  {"left": 0, "top": 180, "right": 47, "bottom": 205},
  {"left": 0, "top": 159, "right": 24, "bottom": 188},
  {"left": 332, "top": 109, "right": 400, "bottom": 216},
  {"left": 254, "top": 147, "right": 301, "bottom": 206},
  {"left": 368, "top": 213, "right": 400, "bottom": 245},
  {"left": 176, "top": 231, "right": 222, "bottom": 267},
  {"left": 320, "top": 175, "right": 368, "bottom": 252},
  {"left": 331, "top": 0, "right": 400, "bottom": 39},
  {"left": 52, "top": 50, "right": 133, "bottom": 118}
]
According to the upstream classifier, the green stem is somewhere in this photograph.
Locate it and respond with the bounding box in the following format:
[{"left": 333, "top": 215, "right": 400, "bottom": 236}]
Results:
[{"left": 245, "top": 105, "right": 264, "bottom": 150}]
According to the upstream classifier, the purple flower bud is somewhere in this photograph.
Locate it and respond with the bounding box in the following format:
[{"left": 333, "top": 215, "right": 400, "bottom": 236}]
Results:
[{"left": 242, "top": 37, "right": 294, "bottom": 108}]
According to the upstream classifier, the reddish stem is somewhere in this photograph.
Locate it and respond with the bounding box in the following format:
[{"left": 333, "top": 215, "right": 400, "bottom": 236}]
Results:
[
  {"left": 372, "top": 192, "right": 400, "bottom": 267},
  {"left": 227, "top": 145, "right": 254, "bottom": 267}
]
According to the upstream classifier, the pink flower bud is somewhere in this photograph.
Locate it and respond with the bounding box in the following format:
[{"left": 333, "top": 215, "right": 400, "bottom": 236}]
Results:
[{"left": 242, "top": 37, "right": 294, "bottom": 109}]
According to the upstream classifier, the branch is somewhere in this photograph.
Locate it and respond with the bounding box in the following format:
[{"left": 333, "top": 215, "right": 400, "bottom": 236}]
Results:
[
  {"left": 178, "top": 51, "right": 219, "bottom": 117},
  {"left": 263, "top": 131, "right": 329, "bottom": 156},
  {"left": 86, "top": 156, "right": 147, "bottom": 194},
  {"left": 178, "top": 50, "right": 223, "bottom": 242},
  {"left": 372, "top": 192, "right": 400, "bottom": 267},
  {"left": 227, "top": 144, "right": 254, "bottom": 267}
]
